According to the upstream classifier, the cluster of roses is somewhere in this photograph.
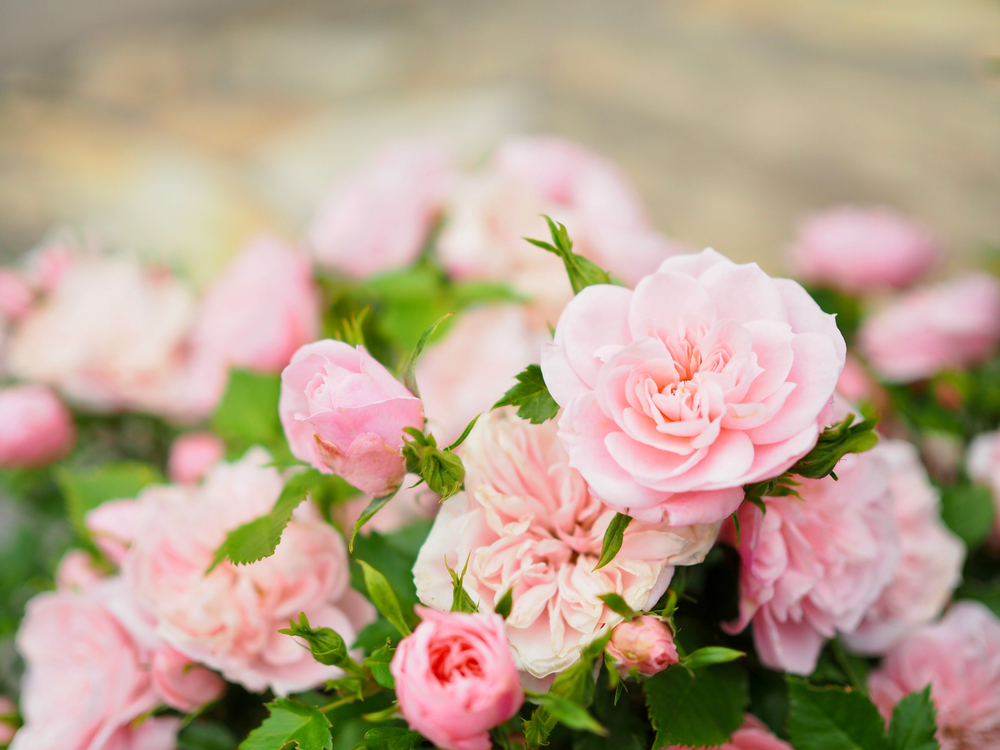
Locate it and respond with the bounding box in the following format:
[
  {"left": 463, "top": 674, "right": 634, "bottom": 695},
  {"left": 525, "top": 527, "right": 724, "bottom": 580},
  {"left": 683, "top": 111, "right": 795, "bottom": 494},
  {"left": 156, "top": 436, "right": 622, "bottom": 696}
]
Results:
[{"left": 0, "top": 136, "right": 998, "bottom": 750}]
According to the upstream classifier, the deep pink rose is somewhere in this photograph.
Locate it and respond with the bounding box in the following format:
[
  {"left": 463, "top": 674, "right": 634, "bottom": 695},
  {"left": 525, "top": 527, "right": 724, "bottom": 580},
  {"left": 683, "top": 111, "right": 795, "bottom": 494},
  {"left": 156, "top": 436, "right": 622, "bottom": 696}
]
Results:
[
  {"left": 661, "top": 715, "right": 792, "bottom": 750},
  {"left": 789, "top": 206, "right": 939, "bottom": 291},
  {"left": 844, "top": 440, "right": 964, "bottom": 654},
  {"left": 280, "top": 340, "right": 424, "bottom": 495},
  {"left": 309, "top": 140, "right": 456, "bottom": 278},
  {"left": 414, "top": 409, "right": 717, "bottom": 679},
  {"left": 541, "top": 248, "right": 846, "bottom": 526},
  {"left": 859, "top": 273, "right": 1000, "bottom": 383},
  {"left": 168, "top": 432, "right": 226, "bottom": 484},
  {"left": 0, "top": 385, "right": 75, "bottom": 468},
  {"left": 391, "top": 606, "right": 524, "bottom": 750},
  {"left": 869, "top": 602, "right": 1000, "bottom": 750},
  {"left": 968, "top": 429, "right": 1000, "bottom": 547},
  {"left": 120, "top": 449, "right": 374, "bottom": 694},
  {"left": 606, "top": 615, "right": 679, "bottom": 677},
  {"left": 0, "top": 270, "right": 33, "bottom": 320},
  {"left": 724, "top": 450, "right": 901, "bottom": 674},
  {"left": 191, "top": 235, "right": 319, "bottom": 373}
]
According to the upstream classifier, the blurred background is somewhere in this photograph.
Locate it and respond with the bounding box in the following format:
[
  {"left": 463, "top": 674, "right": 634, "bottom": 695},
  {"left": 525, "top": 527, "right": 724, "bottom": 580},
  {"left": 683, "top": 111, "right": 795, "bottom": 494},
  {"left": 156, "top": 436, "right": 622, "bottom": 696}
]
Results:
[{"left": 0, "top": 0, "right": 998, "bottom": 283}]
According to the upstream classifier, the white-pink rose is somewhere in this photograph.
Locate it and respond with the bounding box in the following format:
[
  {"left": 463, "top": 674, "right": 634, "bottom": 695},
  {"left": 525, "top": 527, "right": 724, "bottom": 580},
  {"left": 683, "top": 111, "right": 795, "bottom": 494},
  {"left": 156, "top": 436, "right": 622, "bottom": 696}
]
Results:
[
  {"left": 968, "top": 429, "right": 1000, "bottom": 546},
  {"left": 190, "top": 235, "right": 320, "bottom": 374},
  {"left": 869, "top": 602, "right": 1000, "bottom": 750},
  {"left": 120, "top": 449, "right": 374, "bottom": 694},
  {"left": 308, "top": 140, "right": 456, "bottom": 279},
  {"left": 167, "top": 432, "right": 226, "bottom": 484},
  {"left": 391, "top": 607, "right": 524, "bottom": 750},
  {"left": 859, "top": 273, "right": 1000, "bottom": 383},
  {"left": 541, "top": 248, "right": 846, "bottom": 526},
  {"left": 606, "top": 615, "right": 679, "bottom": 677},
  {"left": 789, "top": 206, "right": 939, "bottom": 291},
  {"left": 280, "top": 340, "right": 424, "bottom": 496},
  {"left": 724, "top": 450, "right": 901, "bottom": 674},
  {"left": 414, "top": 408, "right": 717, "bottom": 679},
  {"left": 844, "top": 440, "right": 964, "bottom": 654},
  {"left": 0, "top": 384, "right": 75, "bottom": 468},
  {"left": 661, "top": 715, "right": 793, "bottom": 750}
]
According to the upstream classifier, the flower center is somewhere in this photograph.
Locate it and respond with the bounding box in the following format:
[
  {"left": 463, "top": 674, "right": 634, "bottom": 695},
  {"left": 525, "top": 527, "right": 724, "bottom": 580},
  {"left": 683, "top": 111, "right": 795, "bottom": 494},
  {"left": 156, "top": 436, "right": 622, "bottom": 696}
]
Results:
[{"left": 429, "top": 637, "right": 484, "bottom": 683}]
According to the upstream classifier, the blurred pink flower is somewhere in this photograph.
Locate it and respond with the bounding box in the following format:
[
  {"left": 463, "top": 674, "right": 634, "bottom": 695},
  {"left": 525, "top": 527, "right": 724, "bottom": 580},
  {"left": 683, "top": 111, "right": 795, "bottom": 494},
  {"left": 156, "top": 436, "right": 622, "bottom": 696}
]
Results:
[
  {"left": 167, "top": 432, "right": 226, "bottom": 484},
  {"left": 391, "top": 607, "right": 524, "bottom": 750},
  {"left": 55, "top": 549, "right": 106, "bottom": 592},
  {"left": 0, "top": 384, "right": 75, "bottom": 469},
  {"left": 0, "top": 270, "right": 33, "bottom": 321},
  {"left": 844, "top": 440, "right": 964, "bottom": 654},
  {"left": 966, "top": 429, "right": 1000, "bottom": 547},
  {"left": 724, "top": 450, "right": 901, "bottom": 674},
  {"left": 789, "top": 206, "right": 939, "bottom": 291},
  {"left": 0, "top": 697, "right": 16, "bottom": 746},
  {"left": 414, "top": 408, "right": 717, "bottom": 679},
  {"left": 859, "top": 273, "right": 1000, "bottom": 383},
  {"left": 869, "top": 602, "right": 1000, "bottom": 750},
  {"left": 309, "top": 140, "right": 456, "bottom": 278},
  {"left": 606, "top": 615, "right": 678, "bottom": 677},
  {"left": 836, "top": 354, "right": 876, "bottom": 405},
  {"left": 541, "top": 248, "right": 846, "bottom": 526},
  {"left": 87, "top": 499, "right": 139, "bottom": 566},
  {"left": 661, "top": 715, "right": 792, "bottom": 750},
  {"left": 280, "top": 340, "right": 423, "bottom": 496}
]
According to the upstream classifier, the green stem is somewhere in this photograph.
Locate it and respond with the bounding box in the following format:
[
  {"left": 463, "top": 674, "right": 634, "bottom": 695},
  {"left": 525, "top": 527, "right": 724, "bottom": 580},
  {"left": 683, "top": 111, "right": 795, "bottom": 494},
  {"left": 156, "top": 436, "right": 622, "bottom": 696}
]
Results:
[{"left": 831, "top": 637, "right": 864, "bottom": 694}]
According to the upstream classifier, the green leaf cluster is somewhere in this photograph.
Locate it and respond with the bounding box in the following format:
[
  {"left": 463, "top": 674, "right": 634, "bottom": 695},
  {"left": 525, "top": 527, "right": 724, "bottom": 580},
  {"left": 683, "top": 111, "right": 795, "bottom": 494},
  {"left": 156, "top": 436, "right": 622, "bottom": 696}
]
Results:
[
  {"left": 400, "top": 429, "right": 464, "bottom": 500},
  {"left": 493, "top": 364, "right": 560, "bottom": 425},
  {"left": 240, "top": 698, "right": 332, "bottom": 750},
  {"left": 524, "top": 216, "right": 611, "bottom": 295}
]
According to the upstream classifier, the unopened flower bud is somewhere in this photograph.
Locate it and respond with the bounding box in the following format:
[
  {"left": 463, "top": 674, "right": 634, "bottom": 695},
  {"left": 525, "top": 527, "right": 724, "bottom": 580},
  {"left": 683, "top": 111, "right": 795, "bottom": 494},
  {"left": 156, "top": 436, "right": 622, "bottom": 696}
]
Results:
[{"left": 606, "top": 615, "right": 678, "bottom": 677}]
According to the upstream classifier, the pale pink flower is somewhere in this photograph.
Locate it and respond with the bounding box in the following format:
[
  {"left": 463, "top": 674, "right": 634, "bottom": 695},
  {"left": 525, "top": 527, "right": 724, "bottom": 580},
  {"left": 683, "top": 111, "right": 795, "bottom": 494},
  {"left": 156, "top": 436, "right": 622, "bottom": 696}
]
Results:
[
  {"left": 541, "top": 248, "right": 846, "bottom": 526},
  {"left": 191, "top": 235, "right": 320, "bottom": 373},
  {"left": 417, "top": 305, "right": 544, "bottom": 445},
  {"left": 724, "top": 450, "right": 901, "bottom": 675},
  {"left": 844, "top": 440, "right": 964, "bottom": 654},
  {"left": 280, "top": 340, "right": 424, "bottom": 496},
  {"left": 168, "top": 432, "right": 226, "bottom": 484},
  {"left": 309, "top": 140, "right": 456, "bottom": 278},
  {"left": 606, "top": 615, "right": 678, "bottom": 677},
  {"left": 967, "top": 429, "right": 1000, "bottom": 547},
  {"left": 0, "top": 385, "right": 75, "bottom": 468},
  {"left": 661, "top": 715, "right": 792, "bottom": 750},
  {"left": 87, "top": 499, "right": 139, "bottom": 565},
  {"left": 789, "top": 206, "right": 939, "bottom": 291},
  {"left": 0, "top": 270, "right": 33, "bottom": 321},
  {"left": 414, "top": 409, "right": 718, "bottom": 678},
  {"left": 391, "top": 607, "right": 524, "bottom": 750},
  {"left": 869, "top": 602, "right": 1000, "bottom": 750},
  {"left": 120, "top": 449, "right": 375, "bottom": 694},
  {"left": 55, "top": 549, "right": 106, "bottom": 591},
  {"left": 859, "top": 273, "right": 1000, "bottom": 383}
]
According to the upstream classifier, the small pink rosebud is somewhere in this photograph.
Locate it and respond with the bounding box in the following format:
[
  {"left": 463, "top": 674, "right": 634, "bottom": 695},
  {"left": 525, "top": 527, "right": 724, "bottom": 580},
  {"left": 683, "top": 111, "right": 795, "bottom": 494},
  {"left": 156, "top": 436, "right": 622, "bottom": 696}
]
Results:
[
  {"left": 279, "top": 340, "right": 424, "bottom": 496},
  {"left": 391, "top": 607, "right": 524, "bottom": 750},
  {"left": 606, "top": 615, "right": 679, "bottom": 677},
  {"left": 168, "top": 432, "right": 226, "bottom": 484},
  {"left": 0, "top": 385, "right": 75, "bottom": 469},
  {"left": 55, "top": 549, "right": 106, "bottom": 591},
  {"left": 0, "top": 270, "right": 33, "bottom": 321}
]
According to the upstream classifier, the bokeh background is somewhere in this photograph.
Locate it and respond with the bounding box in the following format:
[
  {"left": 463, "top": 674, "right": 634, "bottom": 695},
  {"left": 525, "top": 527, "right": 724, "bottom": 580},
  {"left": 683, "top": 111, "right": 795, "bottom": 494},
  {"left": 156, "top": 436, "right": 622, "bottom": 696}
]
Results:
[{"left": 1, "top": 0, "right": 998, "bottom": 285}]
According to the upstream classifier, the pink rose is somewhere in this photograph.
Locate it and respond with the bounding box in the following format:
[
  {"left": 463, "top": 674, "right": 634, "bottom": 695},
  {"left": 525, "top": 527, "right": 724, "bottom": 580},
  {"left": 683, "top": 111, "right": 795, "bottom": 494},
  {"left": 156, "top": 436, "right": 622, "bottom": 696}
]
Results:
[
  {"left": 661, "top": 715, "right": 792, "bottom": 750},
  {"left": 280, "top": 340, "right": 424, "bottom": 496},
  {"left": 55, "top": 549, "right": 106, "bottom": 591},
  {"left": 87, "top": 499, "right": 140, "bottom": 565},
  {"left": 0, "top": 270, "right": 33, "bottom": 321},
  {"left": 789, "top": 206, "right": 939, "bottom": 291},
  {"left": 724, "top": 450, "right": 901, "bottom": 674},
  {"left": 308, "top": 140, "right": 456, "bottom": 278},
  {"left": 967, "top": 429, "right": 1000, "bottom": 546},
  {"left": 416, "top": 305, "right": 544, "bottom": 445},
  {"left": 414, "top": 409, "right": 717, "bottom": 679},
  {"left": 844, "top": 440, "right": 964, "bottom": 654},
  {"left": 869, "top": 602, "right": 1000, "bottom": 750},
  {"left": 541, "top": 248, "right": 846, "bottom": 526},
  {"left": 191, "top": 235, "right": 320, "bottom": 373},
  {"left": 168, "top": 432, "right": 226, "bottom": 484},
  {"left": 0, "top": 385, "right": 75, "bottom": 468},
  {"left": 606, "top": 615, "right": 679, "bottom": 677},
  {"left": 150, "top": 646, "right": 227, "bottom": 713},
  {"left": 120, "top": 449, "right": 375, "bottom": 694},
  {"left": 391, "top": 606, "right": 524, "bottom": 750},
  {"left": 859, "top": 273, "right": 1000, "bottom": 383}
]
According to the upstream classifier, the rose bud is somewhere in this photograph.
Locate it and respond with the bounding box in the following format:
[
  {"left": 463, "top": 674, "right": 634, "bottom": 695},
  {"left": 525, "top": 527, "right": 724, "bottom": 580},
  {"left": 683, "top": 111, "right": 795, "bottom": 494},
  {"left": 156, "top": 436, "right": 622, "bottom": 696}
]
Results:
[
  {"left": 391, "top": 607, "right": 524, "bottom": 750},
  {"left": 167, "top": 432, "right": 225, "bottom": 484},
  {"left": 280, "top": 340, "right": 424, "bottom": 496},
  {"left": 0, "top": 385, "right": 75, "bottom": 469},
  {"left": 606, "top": 615, "right": 679, "bottom": 677}
]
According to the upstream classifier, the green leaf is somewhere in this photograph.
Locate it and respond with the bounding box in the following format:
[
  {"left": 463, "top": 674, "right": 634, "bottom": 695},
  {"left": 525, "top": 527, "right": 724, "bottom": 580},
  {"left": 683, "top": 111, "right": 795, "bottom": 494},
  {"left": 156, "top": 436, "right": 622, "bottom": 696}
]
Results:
[
  {"left": 527, "top": 692, "right": 607, "bottom": 736},
  {"left": 211, "top": 369, "right": 282, "bottom": 450},
  {"left": 445, "top": 414, "right": 480, "bottom": 451},
  {"left": 58, "top": 462, "right": 162, "bottom": 542},
  {"left": 358, "top": 726, "right": 424, "bottom": 750},
  {"left": 941, "top": 483, "right": 996, "bottom": 548},
  {"left": 598, "top": 593, "right": 636, "bottom": 621},
  {"left": 279, "top": 612, "right": 354, "bottom": 669},
  {"left": 888, "top": 687, "right": 939, "bottom": 750},
  {"left": 357, "top": 560, "right": 412, "bottom": 637},
  {"left": 787, "top": 677, "right": 891, "bottom": 750},
  {"left": 240, "top": 698, "right": 332, "bottom": 750},
  {"left": 178, "top": 721, "right": 238, "bottom": 750},
  {"left": 364, "top": 641, "right": 396, "bottom": 689},
  {"left": 398, "top": 314, "right": 452, "bottom": 398},
  {"left": 495, "top": 588, "right": 513, "bottom": 619},
  {"left": 791, "top": 414, "right": 879, "bottom": 480},
  {"left": 493, "top": 364, "right": 560, "bottom": 424},
  {"left": 644, "top": 662, "right": 748, "bottom": 748},
  {"left": 209, "top": 469, "right": 317, "bottom": 570},
  {"left": 526, "top": 216, "right": 612, "bottom": 294},
  {"left": 680, "top": 646, "right": 745, "bottom": 671},
  {"left": 447, "top": 557, "right": 480, "bottom": 613},
  {"left": 400, "top": 432, "right": 465, "bottom": 500},
  {"left": 349, "top": 487, "right": 400, "bottom": 553},
  {"left": 594, "top": 513, "right": 632, "bottom": 571}
]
